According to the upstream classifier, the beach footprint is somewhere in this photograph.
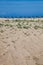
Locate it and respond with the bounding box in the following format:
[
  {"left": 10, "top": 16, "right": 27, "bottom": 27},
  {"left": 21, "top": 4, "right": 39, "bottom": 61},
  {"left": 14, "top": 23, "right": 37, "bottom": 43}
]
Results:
[{"left": 33, "top": 52, "right": 43, "bottom": 65}]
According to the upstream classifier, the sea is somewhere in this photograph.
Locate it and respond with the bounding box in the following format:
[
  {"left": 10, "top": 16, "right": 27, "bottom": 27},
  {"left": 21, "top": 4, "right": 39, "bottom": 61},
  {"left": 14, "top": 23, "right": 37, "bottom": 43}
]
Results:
[{"left": 0, "top": 0, "right": 43, "bottom": 18}]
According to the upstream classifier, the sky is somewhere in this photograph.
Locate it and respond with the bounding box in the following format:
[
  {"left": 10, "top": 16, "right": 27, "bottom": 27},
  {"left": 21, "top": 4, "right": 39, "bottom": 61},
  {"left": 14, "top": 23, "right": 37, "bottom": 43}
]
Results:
[
  {"left": 0, "top": 0, "right": 43, "bottom": 17},
  {"left": 0, "top": 0, "right": 43, "bottom": 1}
]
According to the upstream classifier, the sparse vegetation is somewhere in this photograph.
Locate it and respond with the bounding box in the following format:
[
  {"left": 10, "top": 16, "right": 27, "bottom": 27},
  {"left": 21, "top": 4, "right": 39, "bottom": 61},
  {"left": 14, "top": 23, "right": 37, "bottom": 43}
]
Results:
[
  {"left": 15, "top": 19, "right": 19, "bottom": 22},
  {"left": 5, "top": 24, "right": 9, "bottom": 26},
  {"left": 16, "top": 22, "right": 22, "bottom": 28},
  {"left": 5, "top": 19, "right": 9, "bottom": 22},
  {"left": 34, "top": 25, "right": 43, "bottom": 29},
  {"left": 23, "top": 25, "right": 29, "bottom": 29},
  {"left": 41, "top": 20, "right": 43, "bottom": 22},
  {"left": 0, "top": 19, "right": 42, "bottom": 29},
  {"left": 4, "top": 24, "right": 13, "bottom": 27},
  {"left": 34, "top": 25, "right": 39, "bottom": 29},
  {"left": 10, "top": 24, "right": 13, "bottom": 27},
  {"left": 0, "top": 23, "right": 4, "bottom": 27},
  {"left": 0, "top": 18, "right": 43, "bottom": 65},
  {"left": 0, "top": 30, "right": 4, "bottom": 33}
]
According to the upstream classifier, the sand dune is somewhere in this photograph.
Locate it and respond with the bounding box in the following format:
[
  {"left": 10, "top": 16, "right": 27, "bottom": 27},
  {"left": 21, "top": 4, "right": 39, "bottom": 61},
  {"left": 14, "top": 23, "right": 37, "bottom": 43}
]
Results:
[{"left": 0, "top": 18, "right": 43, "bottom": 65}]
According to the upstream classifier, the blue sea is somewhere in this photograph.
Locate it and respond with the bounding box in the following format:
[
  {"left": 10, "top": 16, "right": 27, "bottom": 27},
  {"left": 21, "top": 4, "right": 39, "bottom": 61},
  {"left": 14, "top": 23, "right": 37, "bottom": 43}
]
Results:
[{"left": 0, "top": 0, "right": 43, "bottom": 17}]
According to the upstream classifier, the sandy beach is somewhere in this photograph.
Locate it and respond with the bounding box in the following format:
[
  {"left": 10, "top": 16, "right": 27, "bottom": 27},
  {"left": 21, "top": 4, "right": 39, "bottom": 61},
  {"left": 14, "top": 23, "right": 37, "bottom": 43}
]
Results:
[{"left": 0, "top": 18, "right": 43, "bottom": 65}]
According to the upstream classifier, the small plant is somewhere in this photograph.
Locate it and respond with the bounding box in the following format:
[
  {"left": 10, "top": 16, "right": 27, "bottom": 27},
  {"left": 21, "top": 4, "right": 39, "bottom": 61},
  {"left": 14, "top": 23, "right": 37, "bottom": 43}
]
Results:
[
  {"left": 0, "top": 30, "right": 4, "bottom": 33},
  {"left": 10, "top": 24, "right": 13, "bottom": 27},
  {"left": 29, "top": 24, "right": 32, "bottom": 27},
  {"left": 17, "top": 23, "right": 22, "bottom": 28},
  {"left": 34, "top": 25, "right": 39, "bottom": 29},
  {"left": 5, "top": 24, "right": 9, "bottom": 26},
  {"left": 35, "top": 20, "right": 38, "bottom": 22},
  {"left": 15, "top": 19, "right": 18, "bottom": 22},
  {"left": 41, "top": 20, "right": 43, "bottom": 23},
  {"left": 12, "top": 20, "right": 15, "bottom": 22},
  {"left": 31, "top": 20, "right": 34, "bottom": 22},
  {"left": 39, "top": 24, "right": 43, "bottom": 29},
  {"left": 23, "top": 25, "right": 29, "bottom": 29},
  {"left": 0, "top": 23, "right": 4, "bottom": 27},
  {"left": 26, "top": 21, "right": 29, "bottom": 25},
  {"left": 29, "top": 19, "right": 34, "bottom": 22},
  {"left": 5, "top": 19, "right": 9, "bottom": 22},
  {"left": 34, "top": 25, "right": 43, "bottom": 29}
]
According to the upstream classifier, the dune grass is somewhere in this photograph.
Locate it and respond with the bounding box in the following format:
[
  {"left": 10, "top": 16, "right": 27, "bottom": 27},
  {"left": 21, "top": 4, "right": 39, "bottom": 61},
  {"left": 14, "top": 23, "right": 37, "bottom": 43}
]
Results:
[{"left": 0, "top": 18, "right": 43, "bottom": 29}]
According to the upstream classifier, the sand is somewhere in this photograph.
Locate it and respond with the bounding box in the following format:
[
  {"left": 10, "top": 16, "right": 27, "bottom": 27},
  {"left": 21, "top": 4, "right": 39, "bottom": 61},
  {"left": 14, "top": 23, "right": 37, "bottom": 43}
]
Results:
[{"left": 0, "top": 18, "right": 43, "bottom": 65}]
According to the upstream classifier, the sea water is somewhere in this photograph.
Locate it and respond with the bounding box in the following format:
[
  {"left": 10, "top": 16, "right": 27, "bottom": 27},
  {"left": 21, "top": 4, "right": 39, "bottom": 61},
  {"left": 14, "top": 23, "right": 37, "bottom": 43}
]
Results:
[{"left": 0, "top": 0, "right": 43, "bottom": 17}]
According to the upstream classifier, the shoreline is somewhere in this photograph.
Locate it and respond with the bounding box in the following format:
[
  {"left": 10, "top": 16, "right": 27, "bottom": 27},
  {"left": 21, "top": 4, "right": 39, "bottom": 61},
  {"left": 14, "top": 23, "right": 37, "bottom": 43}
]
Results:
[{"left": 0, "top": 18, "right": 43, "bottom": 21}]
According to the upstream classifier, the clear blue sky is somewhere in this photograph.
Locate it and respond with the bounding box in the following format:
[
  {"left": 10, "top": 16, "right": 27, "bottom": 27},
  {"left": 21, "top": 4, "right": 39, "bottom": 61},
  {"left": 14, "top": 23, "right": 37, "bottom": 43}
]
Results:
[
  {"left": 0, "top": 0, "right": 43, "bottom": 1},
  {"left": 0, "top": 0, "right": 43, "bottom": 17}
]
